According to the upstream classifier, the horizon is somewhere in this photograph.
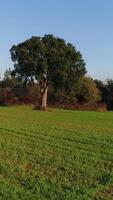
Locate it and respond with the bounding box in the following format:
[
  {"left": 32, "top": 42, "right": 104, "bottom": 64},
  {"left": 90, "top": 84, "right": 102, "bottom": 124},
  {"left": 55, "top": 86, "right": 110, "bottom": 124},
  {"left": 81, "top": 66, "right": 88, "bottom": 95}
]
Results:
[{"left": 0, "top": 0, "right": 113, "bottom": 81}]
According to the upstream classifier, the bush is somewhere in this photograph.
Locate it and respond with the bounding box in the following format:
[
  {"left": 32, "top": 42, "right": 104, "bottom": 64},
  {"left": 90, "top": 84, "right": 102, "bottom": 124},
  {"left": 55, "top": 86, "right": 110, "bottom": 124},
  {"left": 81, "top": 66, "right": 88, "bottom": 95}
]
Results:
[
  {"left": 0, "top": 88, "right": 18, "bottom": 105},
  {"left": 51, "top": 102, "right": 107, "bottom": 112}
]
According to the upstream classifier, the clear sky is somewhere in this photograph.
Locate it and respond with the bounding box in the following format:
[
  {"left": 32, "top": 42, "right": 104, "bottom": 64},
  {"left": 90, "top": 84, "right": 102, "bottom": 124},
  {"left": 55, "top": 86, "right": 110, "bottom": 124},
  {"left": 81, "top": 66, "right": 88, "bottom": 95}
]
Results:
[{"left": 0, "top": 0, "right": 113, "bottom": 80}]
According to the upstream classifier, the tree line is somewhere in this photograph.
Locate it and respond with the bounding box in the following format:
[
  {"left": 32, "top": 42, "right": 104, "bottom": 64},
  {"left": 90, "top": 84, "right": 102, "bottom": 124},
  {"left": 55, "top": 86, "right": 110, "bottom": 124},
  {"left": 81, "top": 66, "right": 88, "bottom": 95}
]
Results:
[{"left": 0, "top": 34, "right": 113, "bottom": 111}]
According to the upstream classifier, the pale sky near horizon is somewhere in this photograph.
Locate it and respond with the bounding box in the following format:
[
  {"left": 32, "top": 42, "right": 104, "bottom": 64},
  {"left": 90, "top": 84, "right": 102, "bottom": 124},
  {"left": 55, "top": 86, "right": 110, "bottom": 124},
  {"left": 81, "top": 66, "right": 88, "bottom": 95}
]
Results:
[{"left": 0, "top": 0, "right": 113, "bottom": 80}]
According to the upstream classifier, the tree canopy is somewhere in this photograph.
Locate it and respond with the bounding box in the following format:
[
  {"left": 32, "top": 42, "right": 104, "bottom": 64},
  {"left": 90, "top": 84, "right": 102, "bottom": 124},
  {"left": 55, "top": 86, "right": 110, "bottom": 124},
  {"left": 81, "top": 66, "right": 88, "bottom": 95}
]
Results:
[{"left": 10, "top": 34, "right": 86, "bottom": 110}]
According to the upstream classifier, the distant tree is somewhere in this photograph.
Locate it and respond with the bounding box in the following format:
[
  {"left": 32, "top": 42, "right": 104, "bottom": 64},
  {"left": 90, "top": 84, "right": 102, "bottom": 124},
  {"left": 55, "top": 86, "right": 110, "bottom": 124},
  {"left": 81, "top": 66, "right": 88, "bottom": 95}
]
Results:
[
  {"left": 10, "top": 34, "right": 86, "bottom": 110},
  {"left": 77, "top": 76, "right": 101, "bottom": 103},
  {"left": 106, "top": 79, "right": 113, "bottom": 109},
  {"left": 95, "top": 79, "right": 108, "bottom": 103},
  {"left": 95, "top": 79, "right": 113, "bottom": 110},
  {"left": 1, "top": 68, "right": 21, "bottom": 88}
]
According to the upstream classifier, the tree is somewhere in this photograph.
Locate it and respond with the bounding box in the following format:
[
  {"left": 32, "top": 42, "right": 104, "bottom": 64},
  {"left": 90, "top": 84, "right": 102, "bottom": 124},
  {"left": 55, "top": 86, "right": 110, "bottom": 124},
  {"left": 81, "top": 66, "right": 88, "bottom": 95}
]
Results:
[
  {"left": 10, "top": 34, "right": 86, "bottom": 110},
  {"left": 77, "top": 76, "right": 101, "bottom": 103},
  {"left": 1, "top": 68, "right": 21, "bottom": 88},
  {"left": 106, "top": 79, "right": 113, "bottom": 109},
  {"left": 95, "top": 79, "right": 113, "bottom": 110},
  {"left": 94, "top": 79, "right": 108, "bottom": 103}
]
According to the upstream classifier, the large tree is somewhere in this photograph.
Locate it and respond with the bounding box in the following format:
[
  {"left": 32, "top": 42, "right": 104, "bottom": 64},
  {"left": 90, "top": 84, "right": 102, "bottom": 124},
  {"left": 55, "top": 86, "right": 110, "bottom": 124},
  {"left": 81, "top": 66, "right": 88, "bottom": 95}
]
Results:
[{"left": 10, "top": 34, "right": 86, "bottom": 110}]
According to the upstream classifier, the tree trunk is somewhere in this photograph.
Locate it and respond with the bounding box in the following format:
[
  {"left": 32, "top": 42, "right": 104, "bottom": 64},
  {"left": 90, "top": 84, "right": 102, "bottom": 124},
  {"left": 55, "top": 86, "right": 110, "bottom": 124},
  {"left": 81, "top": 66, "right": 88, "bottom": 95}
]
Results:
[
  {"left": 40, "top": 87, "right": 48, "bottom": 111},
  {"left": 38, "top": 77, "right": 48, "bottom": 111}
]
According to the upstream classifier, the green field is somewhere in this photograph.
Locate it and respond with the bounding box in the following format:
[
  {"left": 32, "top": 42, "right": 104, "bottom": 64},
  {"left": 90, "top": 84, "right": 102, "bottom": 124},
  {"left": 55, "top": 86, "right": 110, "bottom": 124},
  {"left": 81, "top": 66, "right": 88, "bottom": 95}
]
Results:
[{"left": 0, "top": 106, "right": 113, "bottom": 200}]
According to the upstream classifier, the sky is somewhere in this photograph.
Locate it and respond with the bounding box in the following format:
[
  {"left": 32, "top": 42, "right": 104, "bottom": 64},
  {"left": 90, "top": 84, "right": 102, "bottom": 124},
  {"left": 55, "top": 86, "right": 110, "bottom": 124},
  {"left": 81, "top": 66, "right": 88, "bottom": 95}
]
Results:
[{"left": 0, "top": 0, "right": 113, "bottom": 80}]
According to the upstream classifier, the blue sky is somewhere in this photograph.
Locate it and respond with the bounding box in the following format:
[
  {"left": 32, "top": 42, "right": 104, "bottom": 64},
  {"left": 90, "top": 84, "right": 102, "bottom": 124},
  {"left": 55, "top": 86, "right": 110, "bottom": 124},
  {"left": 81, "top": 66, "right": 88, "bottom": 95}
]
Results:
[{"left": 0, "top": 0, "right": 113, "bottom": 80}]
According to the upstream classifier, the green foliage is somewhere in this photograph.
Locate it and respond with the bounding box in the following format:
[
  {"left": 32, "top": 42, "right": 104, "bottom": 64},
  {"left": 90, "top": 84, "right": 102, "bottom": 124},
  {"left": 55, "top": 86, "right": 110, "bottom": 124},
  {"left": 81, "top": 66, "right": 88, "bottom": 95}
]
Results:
[
  {"left": 106, "top": 79, "right": 113, "bottom": 109},
  {"left": 95, "top": 80, "right": 108, "bottom": 102},
  {"left": 0, "top": 106, "right": 113, "bottom": 199},
  {"left": 10, "top": 35, "right": 86, "bottom": 108},
  {"left": 77, "top": 76, "right": 101, "bottom": 103},
  {"left": 10, "top": 35, "right": 86, "bottom": 84},
  {"left": 0, "top": 68, "right": 21, "bottom": 89},
  {"left": 95, "top": 79, "right": 113, "bottom": 110}
]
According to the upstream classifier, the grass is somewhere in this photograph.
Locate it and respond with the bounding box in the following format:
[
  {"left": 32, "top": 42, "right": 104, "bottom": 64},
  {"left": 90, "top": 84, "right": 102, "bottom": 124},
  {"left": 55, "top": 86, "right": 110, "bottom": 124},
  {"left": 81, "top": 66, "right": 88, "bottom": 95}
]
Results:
[{"left": 0, "top": 106, "right": 113, "bottom": 199}]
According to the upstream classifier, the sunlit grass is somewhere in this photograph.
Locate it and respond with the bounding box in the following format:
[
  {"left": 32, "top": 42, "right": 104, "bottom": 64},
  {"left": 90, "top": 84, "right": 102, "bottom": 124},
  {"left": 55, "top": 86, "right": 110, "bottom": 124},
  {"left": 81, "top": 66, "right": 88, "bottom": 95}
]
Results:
[{"left": 0, "top": 106, "right": 113, "bottom": 199}]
